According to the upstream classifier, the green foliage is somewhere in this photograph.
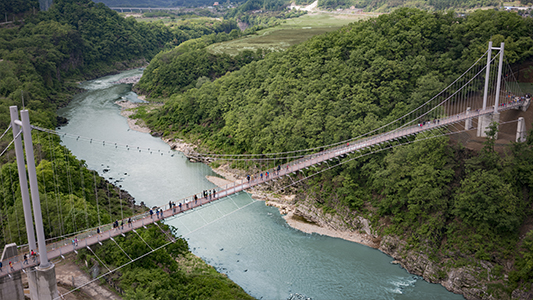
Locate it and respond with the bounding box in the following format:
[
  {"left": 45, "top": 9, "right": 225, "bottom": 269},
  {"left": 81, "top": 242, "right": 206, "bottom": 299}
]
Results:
[
  {"left": 510, "top": 231, "right": 533, "bottom": 288},
  {"left": 145, "top": 8, "right": 533, "bottom": 156},
  {"left": 134, "top": 8, "right": 533, "bottom": 295},
  {"left": 80, "top": 224, "right": 253, "bottom": 300},
  {"left": 318, "top": 0, "right": 499, "bottom": 11},
  {"left": 137, "top": 44, "right": 265, "bottom": 97},
  {"left": 0, "top": 0, "right": 39, "bottom": 21},
  {"left": 453, "top": 169, "right": 521, "bottom": 234},
  {"left": 0, "top": 131, "right": 145, "bottom": 248}
]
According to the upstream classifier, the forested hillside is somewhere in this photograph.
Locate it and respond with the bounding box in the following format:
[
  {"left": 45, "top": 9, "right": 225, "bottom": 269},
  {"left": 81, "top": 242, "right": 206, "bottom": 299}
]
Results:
[
  {"left": 145, "top": 9, "right": 533, "bottom": 154},
  {"left": 138, "top": 8, "right": 533, "bottom": 298},
  {"left": 0, "top": 0, "right": 238, "bottom": 131},
  {"left": 0, "top": 0, "right": 255, "bottom": 298},
  {"left": 318, "top": 0, "right": 499, "bottom": 11}
]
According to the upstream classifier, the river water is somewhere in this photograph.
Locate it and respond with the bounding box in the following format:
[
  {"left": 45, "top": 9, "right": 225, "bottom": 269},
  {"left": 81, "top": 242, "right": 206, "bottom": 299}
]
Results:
[{"left": 57, "top": 69, "right": 464, "bottom": 300}]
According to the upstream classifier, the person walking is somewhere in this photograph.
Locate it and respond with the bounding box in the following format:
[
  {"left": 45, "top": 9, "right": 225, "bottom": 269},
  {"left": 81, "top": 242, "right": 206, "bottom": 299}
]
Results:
[
  {"left": 149, "top": 209, "right": 153, "bottom": 219},
  {"left": 9, "top": 261, "right": 13, "bottom": 272},
  {"left": 128, "top": 217, "right": 132, "bottom": 227},
  {"left": 0, "top": 261, "right": 3, "bottom": 272},
  {"left": 23, "top": 254, "right": 28, "bottom": 265},
  {"left": 97, "top": 227, "right": 101, "bottom": 235}
]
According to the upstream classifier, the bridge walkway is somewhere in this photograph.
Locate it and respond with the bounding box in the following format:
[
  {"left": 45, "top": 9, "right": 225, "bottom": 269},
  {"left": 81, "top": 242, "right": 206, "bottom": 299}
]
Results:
[{"left": 0, "top": 99, "right": 527, "bottom": 277}]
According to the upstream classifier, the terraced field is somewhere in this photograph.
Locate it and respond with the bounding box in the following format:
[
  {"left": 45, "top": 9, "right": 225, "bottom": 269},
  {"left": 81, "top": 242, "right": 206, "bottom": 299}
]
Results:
[{"left": 207, "top": 12, "right": 378, "bottom": 56}]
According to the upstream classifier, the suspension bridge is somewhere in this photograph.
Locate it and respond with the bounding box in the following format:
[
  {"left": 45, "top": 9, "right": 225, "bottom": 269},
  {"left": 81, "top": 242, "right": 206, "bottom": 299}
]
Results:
[{"left": 0, "top": 42, "right": 531, "bottom": 299}]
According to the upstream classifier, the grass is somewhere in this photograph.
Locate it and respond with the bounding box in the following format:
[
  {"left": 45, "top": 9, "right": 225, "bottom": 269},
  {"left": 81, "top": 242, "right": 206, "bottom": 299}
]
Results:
[{"left": 207, "top": 12, "right": 378, "bottom": 56}]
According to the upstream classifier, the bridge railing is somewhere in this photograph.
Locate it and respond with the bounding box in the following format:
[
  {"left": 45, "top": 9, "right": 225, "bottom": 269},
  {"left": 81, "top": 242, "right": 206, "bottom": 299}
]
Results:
[{"left": 4, "top": 97, "right": 529, "bottom": 272}]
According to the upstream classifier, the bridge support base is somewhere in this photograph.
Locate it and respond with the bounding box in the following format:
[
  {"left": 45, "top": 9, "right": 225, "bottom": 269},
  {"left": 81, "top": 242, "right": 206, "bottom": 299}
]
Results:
[
  {"left": 517, "top": 117, "right": 526, "bottom": 143},
  {"left": 0, "top": 243, "right": 24, "bottom": 300},
  {"left": 465, "top": 107, "right": 473, "bottom": 130},
  {"left": 477, "top": 113, "right": 499, "bottom": 139},
  {"left": 27, "top": 263, "right": 59, "bottom": 300}
]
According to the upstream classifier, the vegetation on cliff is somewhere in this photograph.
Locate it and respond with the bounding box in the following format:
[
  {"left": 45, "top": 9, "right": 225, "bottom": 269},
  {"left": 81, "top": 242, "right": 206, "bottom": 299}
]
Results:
[
  {"left": 144, "top": 9, "right": 533, "bottom": 153},
  {"left": 137, "top": 8, "right": 533, "bottom": 298},
  {"left": 317, "top": 0, "right": 500, "bottom": 11},
  {"left": 76, "top": 223, "right": 254, "bottom": 300},
  {"left": 0, "top": 0, "right": 254, "bottom": 298}
]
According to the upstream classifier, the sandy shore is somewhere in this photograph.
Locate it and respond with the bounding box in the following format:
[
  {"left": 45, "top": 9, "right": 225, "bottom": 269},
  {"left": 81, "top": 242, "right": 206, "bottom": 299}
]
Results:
[
  {"left": 207, "top": 168, "right": 379, "bottom": 249},
  {"left": 115, "top": 100, "right": 151, "bottom": 133},
  {"left": 117, "top": 99, "right": 379, "bottom": 249}
]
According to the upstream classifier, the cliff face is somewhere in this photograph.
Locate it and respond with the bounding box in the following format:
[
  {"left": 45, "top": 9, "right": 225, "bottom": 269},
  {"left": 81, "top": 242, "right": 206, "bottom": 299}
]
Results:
[
  {"left": 379, "top": 235, "right": 493, "bottom": 300},
  {"left": 288, "top": 194, "right": 527, "bottom": 300}
]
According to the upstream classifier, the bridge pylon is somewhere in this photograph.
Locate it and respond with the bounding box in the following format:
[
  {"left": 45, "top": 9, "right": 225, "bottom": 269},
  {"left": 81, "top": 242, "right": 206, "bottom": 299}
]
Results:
[
  {"left": 10, "top": 106, "right": 59, "bottom": 300},
  {"left": 478, "top": 42, "right": 504, "bottom": 138}
]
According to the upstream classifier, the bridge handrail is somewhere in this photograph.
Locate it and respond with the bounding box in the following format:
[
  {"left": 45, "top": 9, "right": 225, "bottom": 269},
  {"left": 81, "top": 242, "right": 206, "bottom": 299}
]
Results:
[{"left": 1, "top": 97, "right": 529, "bottom": 271}]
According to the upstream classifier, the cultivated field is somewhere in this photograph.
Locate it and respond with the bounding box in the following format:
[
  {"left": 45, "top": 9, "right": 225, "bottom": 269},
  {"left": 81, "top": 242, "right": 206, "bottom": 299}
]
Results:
[{"left": 207, "top": 12, "right": 378, "bottom": 56}]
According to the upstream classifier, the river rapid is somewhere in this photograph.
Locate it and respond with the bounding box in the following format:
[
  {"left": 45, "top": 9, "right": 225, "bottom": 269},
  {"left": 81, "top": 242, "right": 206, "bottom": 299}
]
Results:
[{"left": 57, "top": 69, "right": 464, "bottom": 300}]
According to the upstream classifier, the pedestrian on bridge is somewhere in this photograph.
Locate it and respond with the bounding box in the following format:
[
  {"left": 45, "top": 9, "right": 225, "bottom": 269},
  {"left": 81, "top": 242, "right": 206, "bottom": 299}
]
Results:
[
  {"left": 179, "top": 202, "right": 182, "bottom": 211},
  {"left": 213, "top": 189, "right": 216, "bottom": 199},
  {"left": 97, "top": 227, "right": 101, "bottom": 235},
  {"left": 128, "top": 217, "right": 132, "bottom": 227},
  {"left": 156, "top": 210, "right": 160, "bottom": 219},
  {"left": 0, "top": 261, "right": 2, "bottom": 272},
  {"left": 120, "top": 220, "right": 124, "bottom": 230},
  {"left": 23, "top": 254, "right": 28, "bottom": 265},
  {"left": 9, "top": 261, "right": 13, "bottom": 272},
  {"left": 149, "top": 209, "right": 153, "bottom": 219}
]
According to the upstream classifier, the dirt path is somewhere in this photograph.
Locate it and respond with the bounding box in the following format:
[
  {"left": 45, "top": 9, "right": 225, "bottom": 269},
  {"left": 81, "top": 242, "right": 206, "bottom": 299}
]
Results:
[{"left": 22, "top": 254, "right": 123, "bottom": 300}]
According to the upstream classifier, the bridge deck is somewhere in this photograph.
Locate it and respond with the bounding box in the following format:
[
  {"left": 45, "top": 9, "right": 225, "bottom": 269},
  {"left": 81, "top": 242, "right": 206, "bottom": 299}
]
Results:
[{"left": 0, "top": 100, "right": 527, "bottom": 277}]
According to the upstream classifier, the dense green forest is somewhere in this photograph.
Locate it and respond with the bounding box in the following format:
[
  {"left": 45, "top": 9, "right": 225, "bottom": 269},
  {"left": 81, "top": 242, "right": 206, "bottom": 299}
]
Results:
[
  {"left": 136, "top": 8, "right": 533, "bottom": 297},
  {"left": 0, "top": 0, "right": 39, "bottom": 22},
  {"left": 77, "top": 224, "right": 253, "bottom": 300},
  {"left": 144, "top": 9, "right": 533, "bottom": 154},
  {"left": 0, "top": 0, "right": 254, "bottom": 298},
  {"left": 0, "top": 0, "right": 238, "bottom": 131},
  {"left": 136, "top": 36, "right": 268, "bottom": 97},
  {"left": 318, "top": 0, "right": 500, "bottom": 11}
]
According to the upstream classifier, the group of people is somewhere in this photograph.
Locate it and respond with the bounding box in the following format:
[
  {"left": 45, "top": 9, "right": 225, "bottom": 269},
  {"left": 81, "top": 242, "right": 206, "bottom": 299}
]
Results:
[
  {"left": 22, "top": 250, "right": 37, "bottom": 265},
  {"left": 246, "top": 165, "right": 283, "bottom": 184},
  {"left": 499, "top": 95, "right": 527, "bottom": 107},
  {"left": 149, "top": 208, "right": 165, "bottom": 219},
  {"left": 418, "top": 119, "right": 441, "bottom": 127},
  {"left": 0, "top": 261, "right": 14, "bottom": 273},
  {"left": 112, "top": 217, "right": 133, "bottom": 231},
  {"left": 202, "top": 189, "right": 217, "bottom": 200}
]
